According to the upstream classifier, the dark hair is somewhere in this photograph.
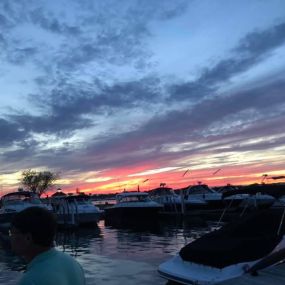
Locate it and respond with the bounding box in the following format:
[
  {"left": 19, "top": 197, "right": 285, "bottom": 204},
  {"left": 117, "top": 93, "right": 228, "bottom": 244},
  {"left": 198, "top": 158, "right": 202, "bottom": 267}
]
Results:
[{"left": 11, "top": 207, "right": 57, "bottom": 247}]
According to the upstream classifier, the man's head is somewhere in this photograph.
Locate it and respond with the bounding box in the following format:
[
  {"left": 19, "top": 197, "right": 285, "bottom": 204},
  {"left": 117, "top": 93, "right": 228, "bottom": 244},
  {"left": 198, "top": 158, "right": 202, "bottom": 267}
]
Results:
[{"left": 10, "top": 207, "right": 57, "bottom": 259}]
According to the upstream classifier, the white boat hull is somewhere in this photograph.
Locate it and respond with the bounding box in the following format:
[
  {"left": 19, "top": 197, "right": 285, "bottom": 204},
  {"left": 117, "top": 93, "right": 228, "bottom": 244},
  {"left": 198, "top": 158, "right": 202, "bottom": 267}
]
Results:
[{"left": 158, "top": 236, "right": 285, "bottom": 284}]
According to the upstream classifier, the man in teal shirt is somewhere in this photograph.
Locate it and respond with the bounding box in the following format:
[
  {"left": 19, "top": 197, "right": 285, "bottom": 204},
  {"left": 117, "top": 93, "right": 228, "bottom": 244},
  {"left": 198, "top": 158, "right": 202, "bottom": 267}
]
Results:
[{"left": 10, "top": 207, "right": 85, "bottom": 285}]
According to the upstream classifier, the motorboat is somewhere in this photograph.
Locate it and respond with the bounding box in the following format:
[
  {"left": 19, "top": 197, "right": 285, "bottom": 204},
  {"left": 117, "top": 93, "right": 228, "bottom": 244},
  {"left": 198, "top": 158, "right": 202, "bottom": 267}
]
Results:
[
  {"left": 158, "top": 208, "right": 285, "bottom": 284},
  {"left": 104, "top": 191, "right": 163, "bottom": 225},
  {"left": 184, "top": 184, "right": 246, "bottom": 210},
  {"left": 222, "top": 188, "right": 276, "bottom": 210},
  {"left": 239, "top": 192, "right": 275, "bottom": 210},
  {"left": 149, "top": 187, "right": 206, "bottom": 212},
  {"left": 0, "top": 190, "right": 52, "bottom": 224},
  {"left": 50, "top": 194, "right": 103, "bottom": 226}
]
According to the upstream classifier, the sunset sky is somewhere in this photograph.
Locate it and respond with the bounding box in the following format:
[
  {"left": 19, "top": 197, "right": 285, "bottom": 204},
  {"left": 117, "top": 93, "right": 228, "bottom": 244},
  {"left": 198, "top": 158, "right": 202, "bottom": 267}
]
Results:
[{"left": 0, "top": 0, "right": 285, "bottom": 195}]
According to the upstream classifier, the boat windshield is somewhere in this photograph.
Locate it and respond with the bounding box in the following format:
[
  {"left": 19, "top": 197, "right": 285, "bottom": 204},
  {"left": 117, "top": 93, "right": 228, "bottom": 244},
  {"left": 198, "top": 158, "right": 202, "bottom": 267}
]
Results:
[
  {"left": 2, "top": 196, "right": 42, "bottom": 205},
  {"left": 66, "top": 197, "right": 92, "bottom": 204},
  {"left": 118, "top": 195, "right": 151, "bottom": 203},
  {"left": 188, "top": 185, "right": 216, "bottom": 194},
  {"left": 75, "top": 199, "right": 92, "bottom": 205}
]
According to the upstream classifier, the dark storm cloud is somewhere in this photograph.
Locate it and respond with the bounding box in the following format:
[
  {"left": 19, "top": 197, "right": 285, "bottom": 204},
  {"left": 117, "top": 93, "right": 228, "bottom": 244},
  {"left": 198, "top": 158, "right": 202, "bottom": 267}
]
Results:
[
  {"left": 0, "top": 141, "right": 71, "bottom": 166},
  {"left": 0, "top": 140, "right": 38, "bottom": 162},
  {"left": 10, "top": 76, "right": 284, "bottom": 172},
  {"left": 24, "top": 20, "right": 285, "bottom": 138},
  {"left": 7, "top": 76, "right": 162, "bottom": 136},
  {"left": 1, "top": 0, "right": 284, "bottom": 177},
  {"left": 151, "top": 79, "right": 285, "bottom": 142},
  {"left": 0, "top": 13, "right": 9, "bottom": 27},
  {"left": 235, "top": 22, "right": 285, "bottom": 56},
  {"left": 28, "top": 0, "right": 187, "bottom": 72},
  {"left": 8, "top": 113, "right": 93, "bottom": 136},
  {"left": 29, "top": 8, "right": 81, "bottom": 36},
  {"left": 0, "top": 0, "right": 189, "bottom": 96},
  {"left": 0, "top": 118, "right": 27, "bottom": 145},
  {"left": 189, "top": 114, "right": 285, "bottom": 155},
  {"left": 171, "top": 22, "right": 285, "bottom": 101},
  {"left": 6, "top": 47, "right": 38, "bottom": 65},
  {"left": 45, "top": 77, "right": 161, "bottom": 115},
  {"left": 202, "top": 22, "right": 285, "bottom": 85},
  {"left": 74, "top": 78, "right": 285, "bottom": 170}
]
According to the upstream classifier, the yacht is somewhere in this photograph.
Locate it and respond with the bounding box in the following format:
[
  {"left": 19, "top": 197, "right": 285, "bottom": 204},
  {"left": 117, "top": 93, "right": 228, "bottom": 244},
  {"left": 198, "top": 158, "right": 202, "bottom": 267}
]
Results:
[
  {"left": 238, "top": 192, "right": 275, "bottom": 210},
  {"left": 149, "top": 187, "right": 206, "bottom": 212},
  {"left": 222, "top": 187, "right": 276, "bottom": 210},
  {"left": 0, "top": 190, "right": 52, "bottom": 224},
  {"left": 104, "top": 191, "right": 163, "bottom": 224},
  {"left": 158, "top": 208, "right": 285, "bottom": 284},
  {"left": 50, "top": 194, "right": 103, "bottom": 226},
  {"left": 184, "top": 184, "right": 246, "bottom": 209}
]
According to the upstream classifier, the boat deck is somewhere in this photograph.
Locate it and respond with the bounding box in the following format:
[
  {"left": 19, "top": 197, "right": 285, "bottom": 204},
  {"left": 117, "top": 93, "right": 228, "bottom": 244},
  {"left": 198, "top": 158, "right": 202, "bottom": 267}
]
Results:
[{"left": 220, "top": 262, "right": 285, "bottom": 285}]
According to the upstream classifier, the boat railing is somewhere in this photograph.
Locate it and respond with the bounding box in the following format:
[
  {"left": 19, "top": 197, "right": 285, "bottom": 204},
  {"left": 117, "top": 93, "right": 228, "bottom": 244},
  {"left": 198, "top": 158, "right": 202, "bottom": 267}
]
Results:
[
  {"left": 53, "top": 198, "right": 79, "bottom": 227},
  {"left": 150, "top": 194, "right": 178, "bottom": 212}
]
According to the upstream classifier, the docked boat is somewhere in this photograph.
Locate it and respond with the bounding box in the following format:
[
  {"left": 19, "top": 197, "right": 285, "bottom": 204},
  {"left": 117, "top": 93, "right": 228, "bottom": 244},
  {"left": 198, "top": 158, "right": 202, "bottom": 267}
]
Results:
[
  {"left": 0, "top": 190, "right": 52, "bottom": 224},
  {"left": 222, "top": 187, "right": 276, "bottom": 210},
  {"left": 51, "top": 194, "right": 103, "bottom": 226},
  {"left": 239, "top": 193, "right": 275, "bottom": 210},
  {"left": 149, "top": 187, "right": 206, "bottom": 212},
  {"left": 184, "top": 184, "right": 246, "bottom": 210},
  {"left": 104, "top": 191, "right": 163, "bottom": 224},
  {"left": 148, "top": 187, "right": 207, "bottom": 212},
  {"left": 158, "top": 208, "right": 285, "bottom": 284}
]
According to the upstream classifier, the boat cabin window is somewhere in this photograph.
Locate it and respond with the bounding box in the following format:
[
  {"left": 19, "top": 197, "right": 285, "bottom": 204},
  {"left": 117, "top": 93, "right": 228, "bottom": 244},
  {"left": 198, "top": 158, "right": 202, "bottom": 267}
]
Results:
[{"left": 188, "top": 186, "right": 215, "bottom": 194}]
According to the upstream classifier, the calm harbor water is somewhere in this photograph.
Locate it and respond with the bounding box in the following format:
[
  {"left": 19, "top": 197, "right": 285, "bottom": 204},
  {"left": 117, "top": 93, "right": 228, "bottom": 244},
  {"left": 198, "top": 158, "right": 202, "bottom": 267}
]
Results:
[{"left": 0, "top": 218, "right": 215, "bottom": 285}]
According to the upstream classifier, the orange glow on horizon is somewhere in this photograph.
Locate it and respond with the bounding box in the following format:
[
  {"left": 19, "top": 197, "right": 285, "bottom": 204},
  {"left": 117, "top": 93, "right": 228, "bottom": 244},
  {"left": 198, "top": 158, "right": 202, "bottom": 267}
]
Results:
[{"left": 1, "top": 161, "right": 285, "bottom": 197}]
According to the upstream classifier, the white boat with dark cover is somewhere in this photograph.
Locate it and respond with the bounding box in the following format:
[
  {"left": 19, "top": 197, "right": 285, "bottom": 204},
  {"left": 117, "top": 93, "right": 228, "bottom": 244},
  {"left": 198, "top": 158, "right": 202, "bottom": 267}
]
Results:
[
  {"left": 158, "top": 208, "right": 285, "bottom": 284},
  {"left": 104, "top": 192, "right": 163, "bottom": 224}
]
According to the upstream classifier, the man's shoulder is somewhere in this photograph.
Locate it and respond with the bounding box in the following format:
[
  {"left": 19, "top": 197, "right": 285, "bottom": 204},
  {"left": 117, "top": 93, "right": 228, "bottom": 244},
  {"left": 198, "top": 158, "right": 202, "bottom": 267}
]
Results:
[
  {"left": 54, "top": 250, "right": 82, "bottom": 267},
  {"left": 17, "top": 271, "right": 37, "bottom": 285},
  {"left": 50, "top": 250, "right": 85, "bottom": 277}
]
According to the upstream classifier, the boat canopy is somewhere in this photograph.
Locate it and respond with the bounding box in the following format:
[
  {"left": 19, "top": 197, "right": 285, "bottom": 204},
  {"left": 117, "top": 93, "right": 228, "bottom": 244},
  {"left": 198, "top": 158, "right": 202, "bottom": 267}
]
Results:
[{"left": 179, "top": 209, "right": 285, "bottom": 268}]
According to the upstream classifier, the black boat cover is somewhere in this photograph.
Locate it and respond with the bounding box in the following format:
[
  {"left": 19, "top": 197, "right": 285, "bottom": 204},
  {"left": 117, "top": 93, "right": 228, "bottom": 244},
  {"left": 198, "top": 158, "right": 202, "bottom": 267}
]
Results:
[{"left": 179, "top": 209, "right": 285, "bottom": 268}]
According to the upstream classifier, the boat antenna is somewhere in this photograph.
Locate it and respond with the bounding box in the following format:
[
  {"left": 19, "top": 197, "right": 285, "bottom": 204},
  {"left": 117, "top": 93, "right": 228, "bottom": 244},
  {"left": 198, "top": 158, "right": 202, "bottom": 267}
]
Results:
[
  {"left": 261, "top": 174, "right": 268, "bottom": 183},
  {"left": 277, "top": 207, "right": 285, "bottom": 236},
  {"left": 182, "top": 169, "right": 190, "bottom": 177},
  {"left": 213, "top": 168, "right": 221, "bottom": 175}
]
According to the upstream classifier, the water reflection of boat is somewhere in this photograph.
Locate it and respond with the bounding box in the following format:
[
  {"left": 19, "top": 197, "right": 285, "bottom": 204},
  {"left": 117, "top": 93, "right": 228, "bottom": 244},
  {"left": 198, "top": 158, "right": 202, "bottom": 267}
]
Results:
[
  {"left": 158, "top": 208, "right": 285, "bottom": 285},
  {"left": 104, "top": 192, "right": 163, "bottom": 226},
  {"left": 55, "top": 226, "right": 103, "bottom": 256}
]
